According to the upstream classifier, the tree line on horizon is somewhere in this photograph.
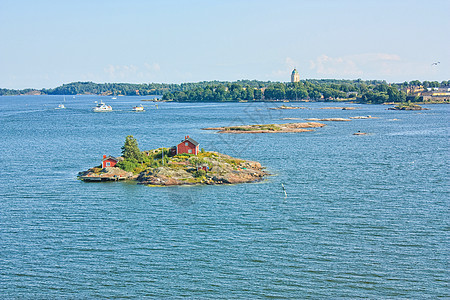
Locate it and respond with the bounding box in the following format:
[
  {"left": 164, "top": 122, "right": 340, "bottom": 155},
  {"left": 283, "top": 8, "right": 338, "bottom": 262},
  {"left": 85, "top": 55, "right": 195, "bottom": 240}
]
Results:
[
  {"left": 162, "top": 79, "right": 448, "bottom": 103},
  {"left": 1, "top": 79, "right": 448, "bottom": 104}
]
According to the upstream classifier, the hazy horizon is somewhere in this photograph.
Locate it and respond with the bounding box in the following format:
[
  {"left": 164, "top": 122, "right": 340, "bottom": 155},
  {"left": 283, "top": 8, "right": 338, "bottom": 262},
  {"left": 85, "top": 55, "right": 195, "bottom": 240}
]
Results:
[{"left": 1, "top": 0, "right": 449, "bottom": 89}]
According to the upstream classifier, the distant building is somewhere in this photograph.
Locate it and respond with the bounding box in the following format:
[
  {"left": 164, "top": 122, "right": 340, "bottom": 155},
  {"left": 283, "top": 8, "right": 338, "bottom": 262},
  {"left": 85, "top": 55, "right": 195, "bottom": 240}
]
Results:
[
  {"left": 176, "top": 136, "right": 199, "bottom": 155},
  {"left": 291, "top": 68, "right": 300, "bottom": 83},
  {"left": 404, "top": 85, "right": 450, "bottom": 102}
]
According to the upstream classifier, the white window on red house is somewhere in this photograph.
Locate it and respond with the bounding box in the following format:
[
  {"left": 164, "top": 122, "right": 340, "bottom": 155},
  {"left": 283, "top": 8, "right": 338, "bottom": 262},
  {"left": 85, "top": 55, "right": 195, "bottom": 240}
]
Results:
[
  {"left": 185, "top": 142, "right": 188, "bottom": 146},
  {"left": 188, "top": 149, "right": 192, "bottom": 154},
  {"left": 106, "top": 162, "right": 111, "bottom": 166}
]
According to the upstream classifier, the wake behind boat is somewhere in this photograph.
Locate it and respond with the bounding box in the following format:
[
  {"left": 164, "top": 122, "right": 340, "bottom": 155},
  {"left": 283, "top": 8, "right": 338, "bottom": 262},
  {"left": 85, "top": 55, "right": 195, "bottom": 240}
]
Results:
[{"left": 92, "top": 101, "right": 112, "bottom": 112}]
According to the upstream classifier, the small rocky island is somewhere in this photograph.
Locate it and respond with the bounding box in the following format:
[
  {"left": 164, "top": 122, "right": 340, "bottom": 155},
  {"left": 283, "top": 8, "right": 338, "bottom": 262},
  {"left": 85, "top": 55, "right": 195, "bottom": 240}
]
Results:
[
  {"left": 268, "top": 105, "right": 307, "bottom": 110},
  {"left": 78, "top": 135, "right": 268, "bottom": 186},
  {"left": 388, "top": 103, "right": 429, "bottom": 111},
  {"left": 202, "top": 122, "right": 325, "bottom": 133}
]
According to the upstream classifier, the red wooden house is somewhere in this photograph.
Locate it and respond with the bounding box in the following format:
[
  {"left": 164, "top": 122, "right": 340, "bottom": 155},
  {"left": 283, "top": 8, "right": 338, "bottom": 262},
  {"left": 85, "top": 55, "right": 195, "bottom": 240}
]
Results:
[
  {"left": 176, "top": 136, "right": 199, "bottom": 155},
  {"left": 102, "top": 155, "right": 120, "bottom": 168}
]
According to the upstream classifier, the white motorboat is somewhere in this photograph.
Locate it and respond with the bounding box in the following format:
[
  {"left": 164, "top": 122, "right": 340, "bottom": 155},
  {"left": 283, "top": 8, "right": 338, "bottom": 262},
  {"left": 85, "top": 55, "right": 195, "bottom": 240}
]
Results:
[
  {"left": 132, "top": 105, "right": 145, "bottom": 112},
  {"left": 55, "top": 96, "right": 66, "bottom": 109},
  {"left": 92, "top": 101, "right": 112, "bottom": 112}
]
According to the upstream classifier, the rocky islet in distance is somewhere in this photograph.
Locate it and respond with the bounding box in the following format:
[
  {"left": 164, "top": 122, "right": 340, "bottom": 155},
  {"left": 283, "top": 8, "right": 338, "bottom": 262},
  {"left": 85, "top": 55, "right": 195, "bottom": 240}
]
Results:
[
  {"left": 202, "top": 122, "right": 326, "bottom": 133},
  {"left": 388, "top": 103, "right": 429, "bottom": 110}
]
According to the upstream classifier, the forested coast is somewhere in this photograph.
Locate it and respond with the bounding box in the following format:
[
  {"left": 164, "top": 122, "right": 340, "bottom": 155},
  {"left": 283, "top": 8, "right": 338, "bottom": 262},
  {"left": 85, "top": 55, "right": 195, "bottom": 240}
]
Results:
[{"left": 2, "top": 79, "right": 448, "bottom": 104}]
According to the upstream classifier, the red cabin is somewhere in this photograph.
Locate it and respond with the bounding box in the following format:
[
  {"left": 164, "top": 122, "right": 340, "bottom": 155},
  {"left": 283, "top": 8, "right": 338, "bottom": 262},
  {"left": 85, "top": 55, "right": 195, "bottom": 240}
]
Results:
[
  {"left": 102, "top": 155, "right": 120, "bottom": 168},
  {"left": 197, "top": 164, "right": 209, "bottom": 172},
  {"left": 176, "top": 136, "right": 199, "bottom": 155}
]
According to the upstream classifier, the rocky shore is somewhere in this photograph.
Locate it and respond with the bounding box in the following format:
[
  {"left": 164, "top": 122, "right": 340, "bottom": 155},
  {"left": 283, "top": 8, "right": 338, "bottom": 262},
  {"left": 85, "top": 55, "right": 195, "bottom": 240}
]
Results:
[
  {"left": 138, "top": 153, "right": 267, "bottom": 185},
  {"left": 78, "top": 151, "right": 268, "bottom": 186},
  {"left": 78, "top": 167, "right": 134, "bottom": 181}
]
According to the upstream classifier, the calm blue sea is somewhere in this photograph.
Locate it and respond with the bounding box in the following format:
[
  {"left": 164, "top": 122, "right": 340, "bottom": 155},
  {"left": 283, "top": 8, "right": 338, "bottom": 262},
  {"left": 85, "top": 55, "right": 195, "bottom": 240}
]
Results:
[{"left": 0, "top": 95, "right": 449, "bottom": 298}]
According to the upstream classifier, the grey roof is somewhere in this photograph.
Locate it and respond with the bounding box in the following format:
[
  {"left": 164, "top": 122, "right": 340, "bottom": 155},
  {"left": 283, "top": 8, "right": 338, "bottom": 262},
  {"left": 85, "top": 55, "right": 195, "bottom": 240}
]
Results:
[
  {"left": 184, "top": 137, "right": 199, "bottom": 146},
  {"left": 102, "top": 156, "right": 120, "bottom": 162}
]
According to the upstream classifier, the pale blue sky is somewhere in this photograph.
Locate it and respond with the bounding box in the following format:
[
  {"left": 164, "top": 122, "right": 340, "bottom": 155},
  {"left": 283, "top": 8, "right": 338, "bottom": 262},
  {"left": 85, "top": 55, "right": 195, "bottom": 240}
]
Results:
[{"left": 1, "top": 0, "right": 449, "bottom": 89}]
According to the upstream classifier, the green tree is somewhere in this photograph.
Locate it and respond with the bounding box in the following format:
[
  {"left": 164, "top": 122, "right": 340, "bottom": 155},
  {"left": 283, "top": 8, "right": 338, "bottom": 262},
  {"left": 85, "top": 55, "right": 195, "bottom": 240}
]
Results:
[
  {"left": 309, "top": 90, "right": 321, "bottom": 100},
  {"left": 229, "top": 83, "right": 243, "bottom": 100},
  {"left": 244, "top": 85, "right": 254, "bottom": 100},
  {"left": 121, "top": 135, "right": 142, "bottom": 161},
  {"left": 162, "top": 92, "right": 174, "bottom": 100},
  {"left": 410, "top": 80, "right": 421, "bottom": 86},
  {"left": 214, "top": 85, "right": 227, "bottom": 101},
  {"left": 254, "top": 88, "right": 262, "bottom": 100}
]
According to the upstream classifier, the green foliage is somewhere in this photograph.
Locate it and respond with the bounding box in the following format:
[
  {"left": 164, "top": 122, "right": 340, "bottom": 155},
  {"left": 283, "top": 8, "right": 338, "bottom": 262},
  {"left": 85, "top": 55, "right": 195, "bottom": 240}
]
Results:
[
  {"left": 174, "top": 153, "right": 194, "bottom": 159},
  {"left": 223, "top": 158, "right": 243, "bottom": 166},
  {"left": 116, "top": 159, "right": 139, "bottom": 172},
  {"left": 92, "top": 167, "right": 102, "bottom": 173},
  {"left": 157, "top": 78, "right": 448, "bottom": 103},
  {"left": 225, "top": 124, "right": 280, "bottom": 131},
  {"left": 2, "top": 79, "right": 449, "bottom": 100},
  {"left": 198, "top": 151, "right": 216, "bottom": 158},
  {"left": 256, "top": 124, "right": 280, "bottom": 131},
  {"left": 358, "top": 91, "right": 389, "bottom": 104},
  {"left": 121, "top": 135, "right": 143, "bottom": 161},
  {"left": 226, "top": 126, "right": 254, "bottom": 131},
  {"left": 115, "top": 135, "right": 148, "bottom": 173},
  {"left": 193, "top": 170, "right": 207, "bottom": 178},
  {"left": 140, "top": 154, "right": 151, "bottom": 164},
  {"left": 189, "top": 157, "right": 208, "bottom": 165},
  {"left": 41, "top": 81, "right": 172, "bottom": 96},
  {"left": 151, "top": 160, "right": 161, "bottom": 168}
]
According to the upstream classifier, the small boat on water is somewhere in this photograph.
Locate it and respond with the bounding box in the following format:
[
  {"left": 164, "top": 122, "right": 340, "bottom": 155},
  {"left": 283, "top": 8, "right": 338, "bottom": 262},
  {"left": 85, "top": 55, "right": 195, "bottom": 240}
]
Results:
[
  {"left": 132, "top": 105, "right": 145, "bottom": 112},
  {"left": 93, "top": 101, "right": 112, "bottom": 112},
  {"left": 55, "top": 96, "right": 66, "bottom": 109}
]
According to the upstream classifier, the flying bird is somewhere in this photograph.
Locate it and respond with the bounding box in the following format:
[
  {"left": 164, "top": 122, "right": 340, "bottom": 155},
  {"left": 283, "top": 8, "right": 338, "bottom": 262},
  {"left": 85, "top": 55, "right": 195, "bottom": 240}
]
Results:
[{"left": 431, "top": 62, "right": 440, "bottom": 66}]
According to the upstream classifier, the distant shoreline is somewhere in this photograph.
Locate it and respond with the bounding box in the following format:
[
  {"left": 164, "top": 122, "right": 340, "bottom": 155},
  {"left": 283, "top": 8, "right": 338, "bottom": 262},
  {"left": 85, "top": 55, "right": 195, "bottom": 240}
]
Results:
[
  {"left": 1, "top": 94, "right": 447, "bottom": 106},
  {"left": 2, "top": 79, "right": 449, "bottom": 105}
]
